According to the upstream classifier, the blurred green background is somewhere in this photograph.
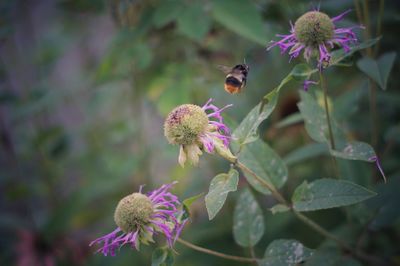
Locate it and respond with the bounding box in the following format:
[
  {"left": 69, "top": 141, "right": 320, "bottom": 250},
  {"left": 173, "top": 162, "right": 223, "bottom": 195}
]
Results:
[{"left": 1, "top": 0, "right": 399, "bottom": 265}]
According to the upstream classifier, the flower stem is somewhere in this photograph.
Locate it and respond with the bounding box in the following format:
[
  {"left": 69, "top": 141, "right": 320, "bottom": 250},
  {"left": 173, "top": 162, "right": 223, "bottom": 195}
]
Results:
[
  {"left": 319, "top": 71, "right": 340, "bottom": 178},
  {"left": 176, "top": 238, "right": 258, "bottom": 263},
  {"left": 319, "top": 71, "right": 336, "bottom": 150},
  {"left": 362, "top": 0, "right": 372, "bottom": 55},
  {"left": 374, "top": 0, "right": 385, "bottom": 56},
  {"left": 292, "top": 210, "right": 350, "bottom": 250},
  {"left": 292, "top": 210, "right": 387, "bottom": 265},
  {"left": 236, "top": 161, "right": 287, "bottom": 205}
]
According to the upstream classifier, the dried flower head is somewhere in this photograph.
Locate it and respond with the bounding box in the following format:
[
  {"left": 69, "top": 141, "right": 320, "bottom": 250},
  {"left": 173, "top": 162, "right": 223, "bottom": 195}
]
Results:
[
  {"left": 164, "top": 99, "right": 234, "bottom": 167},
  {"left": 90, "top": 183, "right": 186, "bottom": 256},
  {"left": 267, "top": 9, "right": 362, "bottom": 68}
]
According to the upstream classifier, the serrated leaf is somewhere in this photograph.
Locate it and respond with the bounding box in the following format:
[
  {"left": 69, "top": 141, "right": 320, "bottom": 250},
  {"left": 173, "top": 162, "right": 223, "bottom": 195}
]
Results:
[
  {"left": 292, "top": 179, "right": 376, "bottom": 212},
  {"left": 357, "top": 51, "right": 396, "bottom": 90},
  {"left": 205, "top": 169, "right": 239, "bottom": 220},
  {"left": 211, "top": 0, "right": 267, "bottom": 45},
  {"left": 259, "top": 239, "right": 314, "bottom": 266},
  {"left": 233, "top": 188, "right": 264, "bottom": 247},
  {"left": 177, "top": 3, "right": 211, "bottom": 41},
  {"left": 238, "top": 139, "right": 288, "bottom": 195},
  {"left": 233, "top": 73, "right": 292, "bottom": 146},
  {"left": 152, "top": 0, "right": 183, "bottom": 27},
  {"left": 152, "top": 247, "right": 174, "bottom": 266}
]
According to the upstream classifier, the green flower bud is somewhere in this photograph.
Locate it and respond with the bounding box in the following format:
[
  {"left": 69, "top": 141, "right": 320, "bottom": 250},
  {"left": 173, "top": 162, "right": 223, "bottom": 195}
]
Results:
[
  {"left": 164, "top": 104, "right": 209, "bottom": 146},
  {"left": 294, "top": 11, "right": 334, "bottom": 47},
  {"left": 114, "top": 193, "right": 153, "bottom": 233}
]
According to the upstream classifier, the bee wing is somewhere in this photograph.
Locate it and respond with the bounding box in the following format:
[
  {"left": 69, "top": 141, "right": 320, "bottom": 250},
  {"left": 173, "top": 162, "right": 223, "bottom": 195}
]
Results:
[{"left": 216, "top": 65, "right": 232, "bottom": 74}]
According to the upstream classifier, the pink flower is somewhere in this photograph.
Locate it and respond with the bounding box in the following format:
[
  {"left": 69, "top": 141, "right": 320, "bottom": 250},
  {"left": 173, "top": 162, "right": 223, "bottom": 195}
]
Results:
[
  {"left": 267, "top": 9, "right": 363, "bottom": 69},
  {"left": 90, "top": 183, "right": 186, "bottom": 256}
]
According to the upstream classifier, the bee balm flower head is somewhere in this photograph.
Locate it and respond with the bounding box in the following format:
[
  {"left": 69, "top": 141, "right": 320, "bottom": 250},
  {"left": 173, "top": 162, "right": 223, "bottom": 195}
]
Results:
[
  {"left": 164, "top": 99, "right": 234, "bottom": 167},
  {"left": 267, "top": 10, "right": 362, "bottom": 68},
  {"left": 90, "top": 183, "right": 186, "bottom": 256}
]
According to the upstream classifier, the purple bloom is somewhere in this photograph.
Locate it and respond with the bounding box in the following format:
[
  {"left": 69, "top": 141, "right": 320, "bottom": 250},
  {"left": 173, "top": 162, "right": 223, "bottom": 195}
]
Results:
[
  {"left": 164, "top": 99, "right": 233, "bottom": 167},
  {"left": 89, "top": 183, "right": 186, "bottom": 256},
  {"left": 267, "top": 9, "right": 362, "bottom": 68},
  {"left": 368, "top": 156, "right": 387, "bottom": 183},
  {"left": 200, "top": 98, "right": 232, "bottom": 153}
]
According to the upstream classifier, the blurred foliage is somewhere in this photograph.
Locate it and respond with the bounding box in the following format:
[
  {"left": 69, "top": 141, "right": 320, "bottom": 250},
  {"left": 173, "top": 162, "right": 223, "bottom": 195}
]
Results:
[{"left": 0, "top": 0, "right": 399, "bottom": 265}]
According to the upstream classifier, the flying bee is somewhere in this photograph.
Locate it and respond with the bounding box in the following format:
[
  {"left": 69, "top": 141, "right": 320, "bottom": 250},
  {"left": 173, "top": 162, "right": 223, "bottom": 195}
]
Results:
[{"left": 218, "top": 63, "right": 249, "bottom": 94}]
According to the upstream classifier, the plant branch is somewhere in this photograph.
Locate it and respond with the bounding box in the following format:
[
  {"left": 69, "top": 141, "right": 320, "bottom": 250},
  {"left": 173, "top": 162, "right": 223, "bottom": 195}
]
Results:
[
  {"left": 374, "top": 0, "right": 385, "bottom": 55},
  {"left": 236, "top": 160, "right": 287, "bottom": 205},
  {"left": 292, "top": 210, "right": 351, "bottom": 250},
  {"left": 176, "top": 238, "right": 259, "bottom": 263},
  {"left": 319, "top": 71, "right": 340, "bottom": 178},
  {"left": 319, "top": 71, "right": 336, "bottom": 150}
]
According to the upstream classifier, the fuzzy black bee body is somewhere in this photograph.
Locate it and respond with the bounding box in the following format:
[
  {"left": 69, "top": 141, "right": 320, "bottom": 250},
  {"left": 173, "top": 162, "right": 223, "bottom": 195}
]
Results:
[{"left": 219, "top": 64, "right": 249, "bottom": 94}]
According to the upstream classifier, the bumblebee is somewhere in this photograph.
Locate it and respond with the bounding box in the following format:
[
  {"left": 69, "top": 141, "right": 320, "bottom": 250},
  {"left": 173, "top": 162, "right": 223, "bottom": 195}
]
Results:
[{"left": 218, "top": 64, "right": 249, "bottom": 94}]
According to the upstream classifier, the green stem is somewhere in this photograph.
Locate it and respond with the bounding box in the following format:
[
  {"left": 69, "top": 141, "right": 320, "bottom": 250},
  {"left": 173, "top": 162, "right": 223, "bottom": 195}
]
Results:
[
  {"left": 236, "top": 161, "right": 287, "bottom": 205},
  {"left": 362, "top": 0, "right": 372, "bottom": 55},
  {"left": 177, "top": 238, "right": 258, "bottom": 263},
  {"left": 353, "top": 0, "right": 364, "bottom": 28},
  {"left": 226, "top": 158, "right": 385, "bottom": 264},
  {"left": 319, "top": 71, "right": 340, "bottom": 178},
  {"left": 319, "top": 71, "right": 336, "bottom": 150},
  {"left": 292, "top": 210, "right": 350, "bottom": 250},
  {"left": 374, "top": 0, "right": 385, "bottom": 55},
  {"left": 369, "top": 80, "right": 378, "bottom": 150}
]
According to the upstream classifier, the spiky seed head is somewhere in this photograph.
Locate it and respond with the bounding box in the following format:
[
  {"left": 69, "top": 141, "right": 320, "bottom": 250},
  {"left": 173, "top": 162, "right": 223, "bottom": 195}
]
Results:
[
  {"left": 114, "top": 193, "right": 153, "bottom": 233},
  {"left": 164, "top": 104, "right": 209, "bottom": 145},
  {"left": 294, "top": 11, "right": 334, "bottom": 47}
]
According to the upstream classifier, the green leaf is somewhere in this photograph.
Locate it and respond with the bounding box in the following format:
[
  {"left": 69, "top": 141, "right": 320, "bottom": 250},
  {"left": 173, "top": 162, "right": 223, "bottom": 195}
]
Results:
[
  {"left": 329, "top": 37, "right": 381, "bottom": 67},
  {"left": 205, "top": 169, "right": 239, "bottom": 220},
  {"left": 276, "top": 112, "right": 303, "bottom": 128},
  {"left": 366, "top": 177, "right": 400, "bottom": 230},
  {"left": 233, "top": 188, "right": 264, "bottom": 247},
  {"left": 357, "top": 51, "right": 397, "bottom": 90},
  {"left": 259, "top": 239, "right": 314, "bottom": 266},
  {"left": 292, "top": 179, "right": 376, "bottom": 212},
  {"left": 290, "top": 63, "right": 314, "bottom": 81},
  {"left": 233, "top": 72, "right": 292, "bottom": 146},
  {"left": 297, "top": 90, "right": 345, "bottom": 144},
  {"left": 333, "top": 81, "right": 366, "bottom": 121},
  {"left": 180, "top": 193, "right": 204, "bottom": 221},
  {"left": 284, "top": 143, "right": 329, "bottom": 166},
  {"left": 152, "top": 247, "right": 174, "bottom": 266},
  {"left": 306, "top": 246, "right": 361, "bottom": 266},
  {"left": 238, "top": 139, "right": 288, "bottom": 195},
  {"left": 270, "top": 204, "right": 290, "bottom": 214},
  {"left": 211, "top": 0, "right": 267, "bottom": 45},
  {"left": 177, "top": 3, "right": 211, "bottom": 41},
  {"left": 330, "top": 141, "right": 376, "bottom": 161},
  {"left": 152, "top": 0, "right": 183, "bottom": 28}
]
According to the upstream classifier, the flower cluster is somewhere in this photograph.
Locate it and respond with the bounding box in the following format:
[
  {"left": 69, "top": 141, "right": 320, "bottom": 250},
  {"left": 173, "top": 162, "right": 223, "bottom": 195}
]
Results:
[
  {"left": 267, "top": 9, "right": 362, "bottom": 68},
  {"left": 164, "top": 98, "right": 233, "bottom": 167},
  {"left": 90, "top": 183, "right": 186, "bottom": 256}
]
